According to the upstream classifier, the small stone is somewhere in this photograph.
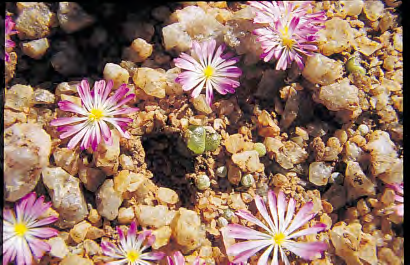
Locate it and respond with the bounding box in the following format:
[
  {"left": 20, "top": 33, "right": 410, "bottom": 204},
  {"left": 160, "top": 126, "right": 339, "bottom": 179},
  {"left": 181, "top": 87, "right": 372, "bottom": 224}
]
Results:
[
  {"left": 53, "top": 148, "right": 81, "bottom": 176},
  {"left": 32, "top": 88, "right": 55, "bottom": 105},
  {"left": 55, "top": 81, "right": 79, "bottom": 96},
  {"left": 302, "top": 53, "right": 344, "bottom": 85},
  {"left": 39, "top": 207, "right": 60, "bottom": 220},
  {"left": 162, "top": 23, "right": 192, "bottom": 51},
  {"left": 60, "top": 254, "right": 93, "bottom": 265},
  {"left": 123, "top": 38, "right": 153, "bottom": 63},
  {"left": 195, "top": 175, "right": 211, "bottom": 191},
  {"left": 329, "top": 172, "right": 344, "bottom": 185},
  {"left": 191, "top": 94, "right": 213, "bottom": 114},
  {"left": 345, "top": 161, "right": 376, "bottom": 201},
  {"left": 93, "top": 130, "right": 120, "bottom": 176},
  {"left": 96, "top": 179, "right": 123, "bottom": 221},
  {"left": 229, "top": 194, "right": 247, "bottom": 210},
  {"left": 21, "top": 38, "right": 50, "bottom": 59},
  {"left": 85, "top": 226, "right": 104, "bottom": 240},
  {"left": 314, "top": 78, "right": 360, "bottom": 113},
  {"left": 224, "top": 134, "right": 245, "bottom": 154},
  {"left": 363, "top": 0, "right": 385, "bottom": 21},
  {"left": 87, "top": 209, "right": 101, "bottom": 225},
  {"left": 152, "top": 226, "right": 172, "bottom": 249},
  {"left": 135, "top": 205, "right": 176, "bottom": 228},
  {"left": 157, "top": 187, "right": 179, "bottom": 204},
  {"left": 353, "top": 36, "right": 382, "bottom": 56},
  {"left": 232, "top": 150, "right": 264, "bottom": 173},
  {"left": 119, "top": 154, "right": 135, "bottom": 171},
  {"left": 133, "top": 67, "right": 167, "bottom": 98},
  {"left": 272, "top": 173, "right": 289, "bottom": 187},
  {"left": 4, "top": 123, "right": 51, "bottom": 202},
  {"left": 113, "top": 170, "right": 132, "bottom": 193},
  {"left": 228, "top": 164, "right": 242, "bottom": 185},
  {"left": 70, "top": 220, "right": 92, "bottom": 243},
  {"left": 4, "top": 110, "right": 27, "bottom": 128},
  {"left": 118, "top": 207, "right": 135, "bottom": 224},
  {"left": 61, "top": 94, "right": 82, "bottom": 106},
  {"left": 309, "top": 162, "right": 333, "bottom": 186},
  {"left": 165, "top": 67, "right": 184, "bottom": 95},
  {"left": 57, "top": 2, "right": 94, "bottom": 33},
  {"left": 5, "top": 84, "right": 34, "bottom": 112},
  {"left": 78, "top": 166, "right": 106, "bottom": 192},
  {"left": 215, "top": 166, "right": 227, "bottom": 178},
  {"left": 83, "top": 239, "right": 102, "bottom": 256},
  {"left": 15, "top": 3, "right": 54, "bottom": 40},
  {"left": 171, "top": 208, "right": 205, "bottom": 252},
  {"left": 42, "top": 167, "right": 89, "bottom": 228},
  {"left": 103, "top": 63, "right": 130, "bottom": 89},
  {"left": 48, "top": 236, "right": 69, "bottom": 259}
]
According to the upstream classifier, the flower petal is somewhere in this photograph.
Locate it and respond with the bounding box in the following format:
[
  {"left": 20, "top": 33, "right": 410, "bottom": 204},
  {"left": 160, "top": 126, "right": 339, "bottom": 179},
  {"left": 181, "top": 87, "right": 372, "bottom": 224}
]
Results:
[
  {"left": 235, "top": 210, "right": 272, "bottom": 233},
  {"left": 225, "top": 224, "right": 272, "bottom": 240},
  {"left": 282, "top": 241, "right": 327, "bottom": 260}
]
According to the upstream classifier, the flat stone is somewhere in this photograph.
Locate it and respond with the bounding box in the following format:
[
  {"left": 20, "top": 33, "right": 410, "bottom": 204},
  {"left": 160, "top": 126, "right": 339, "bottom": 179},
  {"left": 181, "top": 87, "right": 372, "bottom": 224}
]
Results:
[
  {"left": 4, "top": 123, "right": 51, "bottom": 202},
  {"left": 42, "top": 167, "right": 89, "bottom": 228}
]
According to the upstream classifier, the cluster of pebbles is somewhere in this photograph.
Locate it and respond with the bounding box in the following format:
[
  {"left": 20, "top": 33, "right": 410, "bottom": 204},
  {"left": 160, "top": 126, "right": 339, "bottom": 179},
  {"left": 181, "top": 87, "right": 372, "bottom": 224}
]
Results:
[{"left": 4, "top": 1, "right": 403, "bottom": 265}]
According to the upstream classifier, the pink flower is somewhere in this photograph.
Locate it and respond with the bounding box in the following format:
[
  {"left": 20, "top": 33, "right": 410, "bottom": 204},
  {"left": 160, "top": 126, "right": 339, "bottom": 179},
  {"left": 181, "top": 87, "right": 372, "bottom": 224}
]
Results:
[
  {"left": 223, "top": 190, "right": 328, "bottom": 264},
  {"left": 250, "top": 1, "right": 326, "bottom": 70},
  {"left": 101, "top": 221, "right": 166, "bottom": 265},
  {"left": 249, "top": 1, "right": 326, "bottom": 34},
  {"left": 174, "top": 39, "right": 242, "bottom": 106},
  {"left": 3, "top": 192, "right": 58, "bottom": 265},
  {"left": 167, "top": 251, "right": 205, "bottom": 265},
  {"left": 387, "top": 183, "right": 403, "bottom": 216},
  {"left": 5, "top": 15, "right": 18, "bottom": 62},
  {"left": 50, "top": 79, "right": 139, "bottom": 151}
]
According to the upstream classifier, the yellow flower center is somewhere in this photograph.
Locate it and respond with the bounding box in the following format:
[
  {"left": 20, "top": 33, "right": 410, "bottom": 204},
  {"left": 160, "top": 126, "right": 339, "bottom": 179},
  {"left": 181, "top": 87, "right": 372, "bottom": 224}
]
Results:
[
  {"left": 280, "top": 26, "right": 295, "bottom": 49},
  {"left": 203, "top": 65, "right": 215, "bottom": 79},
  {"left": 14, "top": 223, "right": 28, "bottom": 237},
  {"left": 127, "top": 250, "right": 140, "bottom": 262},
  {"left": 273, "top": 232, "right": 286, "bottom": 246},
  {"left": 89, "top": 108, "right": 104, "bottom": 121}
]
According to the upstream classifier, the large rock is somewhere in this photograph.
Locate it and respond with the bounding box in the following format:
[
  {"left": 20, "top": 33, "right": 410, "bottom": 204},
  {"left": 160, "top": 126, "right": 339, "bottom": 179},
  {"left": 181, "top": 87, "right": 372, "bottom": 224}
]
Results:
[
  {"left": 135, "top": 205, "right": 176, "bottom": 228},
  {"left": 133, "top": 67, "right": 167, "bottom": 98},
  {"left": 42, "top": 167, "right": 89, "bottom": 228},
  {"left": 302, "top": 53, "right": 344, "bottom": 86},
  {"left": 57, "top": 2, "right": 94, "bottom": 34},
  {"left": 5, "top": 84, "right": 34, "bottom": 113},
  {"left": 170, "top": 208, "right": 206, "bottom": 253},
  {"left": 4, "top": 123, "right": 51, "bottom": 202},
  {"left": 15, "top": 2, "right": 54, "bottom": 40},
  {"left": 96, "top": 179, "right": 123, "bottom": 221}
]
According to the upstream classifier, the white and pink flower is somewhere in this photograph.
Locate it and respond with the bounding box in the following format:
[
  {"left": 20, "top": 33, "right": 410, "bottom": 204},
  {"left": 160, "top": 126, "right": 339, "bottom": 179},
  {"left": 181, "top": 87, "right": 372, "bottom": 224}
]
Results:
[
  {"left": 223, "top": 190, "right": 328, "bottom": 264},
  {"left": 50, "top": 79, "right": 139, "bottom": 151},
  {"left": 174, "top": 39, "right": 242, "bottom": 106},
  {"left": 167, "top": 251, "right": 204, "bottom": 265},
  {"left": 5, "top": 15, "right": 18, "bottom": 62},
  {"left": 250, "top": 1, "right": 326, "bottom": 70},
  {"left": 3, "top": 192, "right": 58, "bottom": 265},
  {"left": 101, "top": 221, "right": 165, "bottom": 265}
]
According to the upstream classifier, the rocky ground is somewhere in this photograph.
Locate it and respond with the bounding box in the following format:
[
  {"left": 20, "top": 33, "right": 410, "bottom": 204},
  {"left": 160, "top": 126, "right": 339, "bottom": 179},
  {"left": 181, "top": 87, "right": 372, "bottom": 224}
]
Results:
[{"left": 3, "top": 1, "right": 403, "bottom": 265}]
